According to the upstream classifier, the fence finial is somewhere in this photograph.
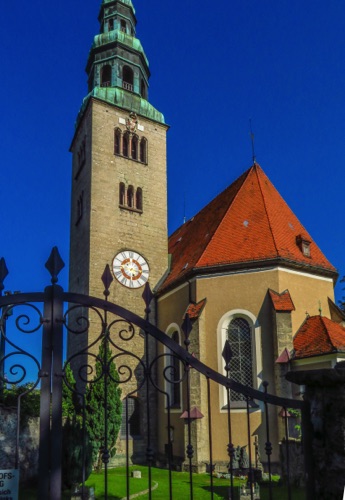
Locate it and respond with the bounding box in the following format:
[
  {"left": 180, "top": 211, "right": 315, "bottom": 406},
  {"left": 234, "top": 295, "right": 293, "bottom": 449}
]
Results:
[
  {"left": 45, "top": 247, "right": 65, "bottom": 284},
  {"left": 0, "top": 258, "right": 9, "bottom": 296},
  {"left": 102, "top": 264, "right": 113, "bottom": 298},
  {"left": 182, "top": 313, "right": 193, "bottom": 349},
  {"left": 142, "top": 282, "right": 153, "bottom": 317},
  {"left": 222, "top": 339, "right": 233, "bottom": 373}
]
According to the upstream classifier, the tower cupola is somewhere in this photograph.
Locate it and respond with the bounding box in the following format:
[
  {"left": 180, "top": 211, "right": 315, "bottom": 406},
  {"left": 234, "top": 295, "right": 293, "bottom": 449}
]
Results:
[{"left": 86, "top": 0, "right": 150, "bottom": 100}]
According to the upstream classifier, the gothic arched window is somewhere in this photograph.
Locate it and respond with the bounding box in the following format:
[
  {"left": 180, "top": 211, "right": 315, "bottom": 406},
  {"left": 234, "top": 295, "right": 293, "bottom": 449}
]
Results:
[
  {"left": 227, "top": 317, "right": 253, "bottom": 402},
  {"left": 119, "top": 182, "right": 125, "bottom": 206},
  {"left": 136, "top": 187, "right": 143, "bottom": 211},
  {"left": 123, "top": 65, "right": 134, "bottom": 91},
  {"left": 131, "top": 135, "right": 138, "bottom": 160},
  {"left": 140, "top": 138, "right": 147, "bottom": 164},
  {"left": 127, "top": 185, "right": 134, "bottom": 208},
  {"left": 101, "top": 65, "right": 111, "bottom": 87},
  {"left": 114, "top": 128, "right": 121, "bottom": 155},
  {"left": 140, "top": 79, "right": 147, "bottom": 99},
  {"left": 122, "top": 133, "right": 129, "bottom": 157}
]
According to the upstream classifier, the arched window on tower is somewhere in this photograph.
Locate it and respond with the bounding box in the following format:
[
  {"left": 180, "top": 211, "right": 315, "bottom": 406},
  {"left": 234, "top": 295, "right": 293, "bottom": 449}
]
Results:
[
  {"left": 120, "top": 19, "right": 127, "bottom": 33},
  {"left": 127, "top": 185, "right": 134, "bottom": 208},
  {"left": 123, "top": 66, "right": 134, "bottom": 92},
  {"left": 108, "top": 19, "right": 114, "bottom": 31},
  {"left": 227, "top": 317, "right": 253, "bottom": 402},
  {"left": 114, "top": 128, "right": 121, "bottom": 155},
  {"left": 140, "top": 138, "right": 147, "bottom": 164},
  {"left": 131, "top": 135, "right": 138, "bottom": 160},
  {"left": 101, "top": 65, "right": 111, "bottom": 87},
  {"left": 119, "top": 183, "right": 125, "bottom": 206},
  {"left": 136, "top": 187, "right": 143, "bottom": 211},
  {"left": 122, "top": 133, "right": 129, "bottom": 157},
  {"left": 140, "top": 79, "right": 147, "bottom": 100}
]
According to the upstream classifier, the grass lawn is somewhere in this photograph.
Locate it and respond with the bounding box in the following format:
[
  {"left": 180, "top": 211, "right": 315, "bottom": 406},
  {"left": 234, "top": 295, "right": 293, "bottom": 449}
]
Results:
[
  {"left": 18, "top": 466, "right": 305, "bottom": 499},
  {"left": 85, "top": 465, "right": 306, "bottom": 499}
]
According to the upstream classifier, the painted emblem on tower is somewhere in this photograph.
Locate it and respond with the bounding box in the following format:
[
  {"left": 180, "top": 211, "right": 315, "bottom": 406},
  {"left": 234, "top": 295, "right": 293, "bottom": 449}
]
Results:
[{"left": 126, "top": 112, "right": 138, "bottom": 132}]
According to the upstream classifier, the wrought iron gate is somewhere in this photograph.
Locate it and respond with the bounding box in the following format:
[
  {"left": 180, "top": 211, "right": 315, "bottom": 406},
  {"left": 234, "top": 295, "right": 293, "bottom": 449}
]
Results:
[{"left": 0, "top": 248, "right": 314, "bottom": 500}]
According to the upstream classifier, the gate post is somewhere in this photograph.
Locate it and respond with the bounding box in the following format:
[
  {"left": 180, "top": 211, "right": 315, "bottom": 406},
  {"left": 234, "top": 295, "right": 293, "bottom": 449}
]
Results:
[
  {"left": 38, "top": 249, "right": 65, "bottom": 500},
  {"left": 287, "top": 362, "right": 345, "bottom": 500}
]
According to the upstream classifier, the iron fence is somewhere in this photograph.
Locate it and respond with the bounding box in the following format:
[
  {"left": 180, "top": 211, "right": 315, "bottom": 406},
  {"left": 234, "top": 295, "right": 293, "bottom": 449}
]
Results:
[{"left": 0, "top": 248, "right": 313, "bottom": 500}]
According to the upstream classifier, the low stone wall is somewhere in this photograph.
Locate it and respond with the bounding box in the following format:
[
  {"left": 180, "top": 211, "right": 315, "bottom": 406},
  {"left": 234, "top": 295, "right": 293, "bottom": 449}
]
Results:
[
  {"left": 0, "top": 405, "right": 39, "bottom": 482},
  {"left": 287, "top": 361, "right": 345, "bottom": 499},
  {"left": 279, "top": 439, "right": 304, "bottom": 487}
]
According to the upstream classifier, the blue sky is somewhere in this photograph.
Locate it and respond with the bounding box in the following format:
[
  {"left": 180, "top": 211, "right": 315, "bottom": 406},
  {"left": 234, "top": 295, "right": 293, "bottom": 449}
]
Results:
[{"left": 1, "top": 0, "right": 345, "bottom": 305}]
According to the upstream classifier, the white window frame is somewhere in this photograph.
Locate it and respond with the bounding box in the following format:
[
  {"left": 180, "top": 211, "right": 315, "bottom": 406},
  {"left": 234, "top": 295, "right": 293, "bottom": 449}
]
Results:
[{"left": 217, "top": 309, "right": 263, "bottom": 412}]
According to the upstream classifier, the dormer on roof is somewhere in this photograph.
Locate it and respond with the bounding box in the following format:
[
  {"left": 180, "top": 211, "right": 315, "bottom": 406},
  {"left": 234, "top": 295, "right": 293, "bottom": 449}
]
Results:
[{"left": 296, "top": 234, "right": 311, "bottom": 258}]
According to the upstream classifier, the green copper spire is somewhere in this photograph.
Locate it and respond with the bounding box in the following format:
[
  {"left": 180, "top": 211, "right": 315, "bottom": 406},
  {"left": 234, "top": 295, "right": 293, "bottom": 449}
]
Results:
[{"left": 76, "top": 0, "right": 164, "bottom": 125}]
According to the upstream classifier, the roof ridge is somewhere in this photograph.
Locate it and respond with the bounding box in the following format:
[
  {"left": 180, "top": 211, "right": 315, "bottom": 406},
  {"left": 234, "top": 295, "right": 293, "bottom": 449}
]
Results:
[
  {"left": 195, "top": 166, "right": 254, "bottom": 267},
  {"left": 254, "top": 165, "right": 279, "bottom": 257},
  {"left": 320, "top": 315, "right": 338, "bottom": 350}
]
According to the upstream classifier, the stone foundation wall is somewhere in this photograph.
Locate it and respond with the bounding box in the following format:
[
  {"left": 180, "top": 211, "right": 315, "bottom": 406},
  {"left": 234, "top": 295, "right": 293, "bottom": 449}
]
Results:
[
  {"left": 0, "top": 406, "right": 39, "bottom": 482},
  {"left": 287, "top": 361, "right": 345, "bottom": 499}
]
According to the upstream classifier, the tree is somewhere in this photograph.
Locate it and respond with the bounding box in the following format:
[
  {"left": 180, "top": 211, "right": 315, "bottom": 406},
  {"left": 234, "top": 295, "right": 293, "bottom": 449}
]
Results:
[
  {"left": 62, "top": 363, "right": 93, "bottom": 489},
  {"left": 85, "top": 340, "right": 122, "bottom": 471},
  {"left": 0, "top": 383, "right": 40, "bottom": 425}
]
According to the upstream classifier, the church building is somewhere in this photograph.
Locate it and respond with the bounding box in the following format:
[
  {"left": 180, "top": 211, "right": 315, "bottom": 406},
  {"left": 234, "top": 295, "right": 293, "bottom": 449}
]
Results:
[{"left": 68, "top": 0, "right": 345, "bottom": 469}]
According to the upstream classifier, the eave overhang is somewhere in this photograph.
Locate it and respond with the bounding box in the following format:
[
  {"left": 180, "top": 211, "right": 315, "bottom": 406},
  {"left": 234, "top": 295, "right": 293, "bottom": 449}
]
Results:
[{"left": 157, "top": 256, "right": 338, "bottom": 297}]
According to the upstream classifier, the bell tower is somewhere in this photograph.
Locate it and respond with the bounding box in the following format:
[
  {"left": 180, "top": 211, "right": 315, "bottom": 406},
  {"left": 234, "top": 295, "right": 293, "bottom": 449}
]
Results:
[{"left": 69, "top": 0, "right": 168, "bottom": 323}]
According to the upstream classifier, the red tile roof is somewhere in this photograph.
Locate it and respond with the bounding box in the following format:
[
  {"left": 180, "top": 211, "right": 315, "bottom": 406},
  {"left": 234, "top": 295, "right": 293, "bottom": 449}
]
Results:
[
  {"left": 269, "top": 289, "right": 295, "bottom": 312},
  {"left": 161, "top": 164, "right": 337, "bottom": 292},
  {"left": 275, "top": 348, "right": 291, "bottom": 364},
  {"left": 184, "top": 299, "right": 207, "bottom": 320},
  {"left": 293, "top": 315, "right": 345, "bottom": 359},
  {"left": 180, "top": 407, "right": 204, "bottom": 419}
]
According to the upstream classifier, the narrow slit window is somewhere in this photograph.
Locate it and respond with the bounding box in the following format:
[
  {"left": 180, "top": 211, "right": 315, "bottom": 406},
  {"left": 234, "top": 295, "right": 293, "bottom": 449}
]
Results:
[
  {"left": 140, "top": 138, "right": 147, "bottom": 163},
  {"left": 136, "top": 187, "right": 143, "bottom": 211},
  {"left": 131, "top": 135, "right": 138, "bottom": 160},
  {"left": 127, "top": 185, "right": 134, "bottom": 207},
  {"left": 119, "top": 183, "right": 125, "bottom": 206},
  {"left": 123, "top": 133, "right": 129, "bottom": 157},
  {"left": 114, "top": 129, "right": 121, "bottom": 155}
]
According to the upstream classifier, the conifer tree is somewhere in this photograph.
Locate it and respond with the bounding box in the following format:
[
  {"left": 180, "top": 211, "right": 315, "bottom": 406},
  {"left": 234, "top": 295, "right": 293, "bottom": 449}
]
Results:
[
  {"left": 85, "top": 340, "right": 122, "bottom": 471},
  {"left": 62, "top": 363, "right": 92, "bottom": 489}
]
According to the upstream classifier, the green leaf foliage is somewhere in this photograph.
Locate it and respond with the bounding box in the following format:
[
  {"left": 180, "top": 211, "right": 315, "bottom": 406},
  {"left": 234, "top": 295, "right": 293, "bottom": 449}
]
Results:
[
  {"left": 62, "top": 363, "right": 81, "bottom": 419},
  {"left": 62, "top": 415, "right": 93, "bottom": 489},
  {"left": 85, "top": 339, "right": 122, "bottom": 471},
  {"left": 0, "top": 383, "right": 40, "bottom": 425}
]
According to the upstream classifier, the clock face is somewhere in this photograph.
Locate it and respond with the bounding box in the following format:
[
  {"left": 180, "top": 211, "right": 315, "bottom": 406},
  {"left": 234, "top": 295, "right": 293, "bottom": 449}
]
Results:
[{"left": 112, "top": 250, "right": 150, "bottom": 289}]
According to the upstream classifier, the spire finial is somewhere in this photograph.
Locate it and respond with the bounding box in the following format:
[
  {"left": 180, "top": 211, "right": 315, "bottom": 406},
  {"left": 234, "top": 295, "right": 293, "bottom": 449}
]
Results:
[{"left": 249, "top": 119, "right": 256, "bottom": 164}]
